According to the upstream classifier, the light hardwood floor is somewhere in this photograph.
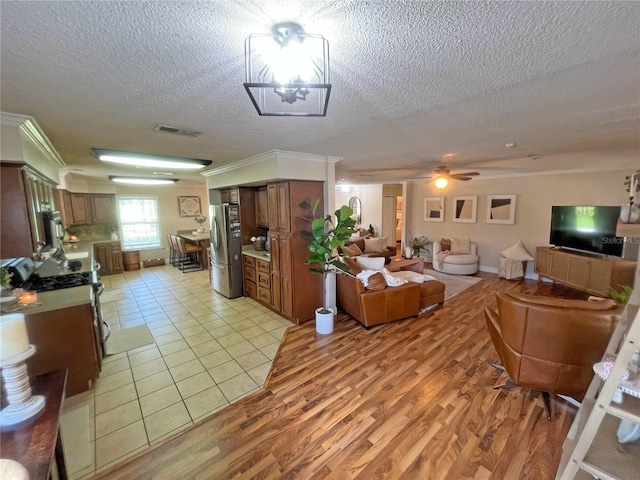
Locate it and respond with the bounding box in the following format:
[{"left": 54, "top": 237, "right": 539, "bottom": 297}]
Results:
[{"left": 94, "top": 274, "right": 586, "bottom": 479}]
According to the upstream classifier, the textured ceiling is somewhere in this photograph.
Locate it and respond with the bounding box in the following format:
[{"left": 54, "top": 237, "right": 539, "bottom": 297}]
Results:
[{"left": 1, "top": 1, "right": 639, "bottom": 185}]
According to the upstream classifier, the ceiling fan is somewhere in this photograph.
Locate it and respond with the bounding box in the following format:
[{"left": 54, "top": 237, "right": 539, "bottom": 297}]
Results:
[{"left": 429, "top": 165, "right": 479, "bottom": 188}]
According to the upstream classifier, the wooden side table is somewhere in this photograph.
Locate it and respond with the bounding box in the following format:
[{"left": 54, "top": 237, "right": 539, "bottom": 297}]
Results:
[{"left": 1, "top": 370, "right": 68, "bottom": 480}]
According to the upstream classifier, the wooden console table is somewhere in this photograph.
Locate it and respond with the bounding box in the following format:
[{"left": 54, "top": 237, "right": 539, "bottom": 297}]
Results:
[
  {"left": 534, "top": 246, "right": 635, "bottom": 296},
  {"left": 1, "top": 370, "right": 68, "bottom": 480}
]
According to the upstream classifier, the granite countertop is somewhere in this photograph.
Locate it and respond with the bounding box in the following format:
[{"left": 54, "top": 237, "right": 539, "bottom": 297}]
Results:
[
  {"left": 241, "top": 245, "right": 271, "bottom": 261},
  {"left": 0, "top": 285, "right": 93, "bottom": 316}
]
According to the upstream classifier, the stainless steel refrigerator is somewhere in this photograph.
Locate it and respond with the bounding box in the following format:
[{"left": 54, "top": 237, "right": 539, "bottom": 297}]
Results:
[{"left": 210, "top": 204, "right": 243, "bottom": 298}]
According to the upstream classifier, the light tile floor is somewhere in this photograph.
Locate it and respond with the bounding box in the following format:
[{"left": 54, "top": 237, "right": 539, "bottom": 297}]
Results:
[{"left": 59, "top": 264, "right": 293, "bottom": 479}]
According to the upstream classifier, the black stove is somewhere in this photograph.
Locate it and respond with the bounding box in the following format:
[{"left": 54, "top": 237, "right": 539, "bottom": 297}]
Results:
[{"left": 26, "top": 271, "right": 95, "bottom": 292}]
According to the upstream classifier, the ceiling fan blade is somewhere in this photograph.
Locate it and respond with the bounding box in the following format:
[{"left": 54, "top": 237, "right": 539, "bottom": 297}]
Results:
[{"left": 454, "top": 172, "right": 480, "bottom": 177}]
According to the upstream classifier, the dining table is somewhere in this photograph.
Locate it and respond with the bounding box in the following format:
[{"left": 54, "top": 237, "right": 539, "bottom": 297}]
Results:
[{"left": 177, "top": 231, "right": 211, "bottom": 269}]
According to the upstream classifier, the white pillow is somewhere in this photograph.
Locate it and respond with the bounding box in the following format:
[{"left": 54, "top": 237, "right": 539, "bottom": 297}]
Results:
[
  {"left": 363, "top": 237, "right": 383, "bottom": 253},
  {"left": 500, "top": 240, "right": 534, "bottom": 261},
  {"left": 450, "top": 238, "right": 471, "bottom": 254},
  {"left": 356, "top": 256, "right": 386, "bottom": 270}
]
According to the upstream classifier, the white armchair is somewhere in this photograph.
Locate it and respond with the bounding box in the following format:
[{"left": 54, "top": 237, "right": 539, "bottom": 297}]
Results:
[{"left": 432, "top": 239, "right": 479, "bottom": 275}]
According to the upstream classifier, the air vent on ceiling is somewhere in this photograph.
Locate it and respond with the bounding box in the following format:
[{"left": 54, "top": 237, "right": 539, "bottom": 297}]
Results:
[{"left": 153, "top": 124, "right": 203, "bottom": 137}]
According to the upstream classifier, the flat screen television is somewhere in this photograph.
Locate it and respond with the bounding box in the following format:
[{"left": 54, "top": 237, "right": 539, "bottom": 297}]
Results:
[{"left": 550, "top": 205, "right": 623, "bottom": 257}]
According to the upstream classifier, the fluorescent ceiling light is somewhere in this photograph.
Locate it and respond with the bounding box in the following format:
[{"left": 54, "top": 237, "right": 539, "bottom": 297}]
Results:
[
  {"left": 109, "top": 176, "right": 178, "bottom": 185},
  {"left": 93, "top": 148, "right": 212, "bottom": 170}
]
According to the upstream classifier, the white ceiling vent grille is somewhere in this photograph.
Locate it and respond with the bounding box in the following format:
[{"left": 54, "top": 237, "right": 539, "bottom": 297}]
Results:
[{"left": 153, "top": 124, "right": 203, "bottom": 137}]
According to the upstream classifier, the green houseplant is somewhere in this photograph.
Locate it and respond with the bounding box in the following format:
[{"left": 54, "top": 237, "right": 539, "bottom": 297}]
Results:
[
  {"left": 105, "top": 224, "right": 119, "bottom": 240},
  {"left": 300, "top": 200, "right": 356, "bottom": 316},
  {"left": 194, "top": 216, "right": 207, "bottom": 232},
  {"left": 609, "top": 285, "right": 633, "bottom": 304}
]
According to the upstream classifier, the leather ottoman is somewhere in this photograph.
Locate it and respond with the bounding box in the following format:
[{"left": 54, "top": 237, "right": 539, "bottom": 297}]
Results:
[{"left": 419, "top": 280, "right": 445, "bottom": 308}]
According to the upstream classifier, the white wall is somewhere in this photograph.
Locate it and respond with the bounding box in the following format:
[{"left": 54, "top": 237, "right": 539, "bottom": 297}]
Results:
[
  {"left": 335, "top": 184, "right": 383, "bottom": 234},
  {"left": 406, "top": 169, "right": 633, "bottom": 274}
]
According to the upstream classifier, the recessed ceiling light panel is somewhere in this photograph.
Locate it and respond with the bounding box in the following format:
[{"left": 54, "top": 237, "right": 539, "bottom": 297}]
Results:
[{"left": 92, "top": 148, "right": 212, "bottom": 170}]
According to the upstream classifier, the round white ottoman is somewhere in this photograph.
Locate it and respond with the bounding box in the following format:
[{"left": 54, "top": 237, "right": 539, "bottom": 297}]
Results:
[{"left": 439, "top": 254, "right": 479, "bottom": 275}]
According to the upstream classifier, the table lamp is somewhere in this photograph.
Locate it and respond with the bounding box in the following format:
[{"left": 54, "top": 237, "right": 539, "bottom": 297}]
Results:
[{"left": 0, "top": 313, "right": 45, "bottom": 428}]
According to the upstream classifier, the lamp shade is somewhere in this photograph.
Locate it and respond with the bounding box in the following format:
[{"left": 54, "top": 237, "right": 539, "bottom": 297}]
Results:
[{"left": 0, "top": 314, "right": 29, "bottom": 362}]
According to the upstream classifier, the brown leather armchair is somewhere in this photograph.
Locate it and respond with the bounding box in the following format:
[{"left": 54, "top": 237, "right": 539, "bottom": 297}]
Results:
[{"left": 485, "top": 291, "right": 623, "bottom": 418}]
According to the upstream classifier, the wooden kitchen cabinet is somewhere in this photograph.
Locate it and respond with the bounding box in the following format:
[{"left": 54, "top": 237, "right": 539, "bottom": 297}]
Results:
[
  {"left": 94, "top": 241, "right": 124, "bottom": 275},
  {"left": 535, "top": 246, "right": 635, "bottom": 296},
  {"left": 220, "top": 188, "right": 239, "bottom": 204},
  {"left": 267, "top": 182, "right": 291, "bottom": 232},
  {"left": 90, "top": 194, "right": 117, "bottom": 224},
  {"left": 70, "top": 193, "right": 91, "bottom": 224},
  {"left": 59, "top": 191, "right": 117, "bottom": 226},
  {"left": 266, "top": 181, "right": 323, "bottom": 324},
  {"left": 243, "top": 254, "right": 257, "bottom": 299},
  {"left": 25, "top": 300, "right": 101, "bottom": 396},
  {"left": 0, "top": 163, "right": 58, "bottom": 258},
  {"left": 255, "top": 186, "right": 269, "bottom": 227}
]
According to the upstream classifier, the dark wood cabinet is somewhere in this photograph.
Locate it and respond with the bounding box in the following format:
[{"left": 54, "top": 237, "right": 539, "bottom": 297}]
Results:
[
  {"left": 255, "top": 187, "right": 268, "bottom": 227},
  {"left": 242, "top": 254, "right": 270, "bottom": 304},
  {"left": 0, "top": 163, "right": 58, "bottom": 258},
  {"left": 90, "top": 194, "right": 117, "bottom": 224},
  {"left": 268, "top": 182, "right": 291, "bottom": 232},
  {"left": 220, "top": 188, "right": 239, "bottom": 204},
  {"left": 59, "top": 191, "right": 117, "bottom": 226},
  {"left": 94, "top": 241, "right": 123, "bottom": 275},
  {"left": 267, "top": 181, "right": 323, "bottom": 324},
  {"left": 25, "top": 299, "right": 101, "bottom": 396},
  {"left": 70, "top": 193, "right": 91, "bottom": 224}
]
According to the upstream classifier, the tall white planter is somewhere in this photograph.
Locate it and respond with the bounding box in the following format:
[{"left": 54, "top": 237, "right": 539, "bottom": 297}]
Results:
[
  {"left": 316, "top": 307, "right": 335, "bottom": 334},
  {"left": 325, "top": 271, "right": 337, "bottom": 318}
]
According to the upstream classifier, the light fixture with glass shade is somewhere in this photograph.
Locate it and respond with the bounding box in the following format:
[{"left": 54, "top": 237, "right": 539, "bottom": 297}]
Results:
[
  {"left": 92, "top": 149, "right": 212, "bottom": 170},
  {"left": 435, "top": 178, "right": 448, "bottom": 189},
  {"left": 244, "top": 22, "right": 331, "bottom": 116}
]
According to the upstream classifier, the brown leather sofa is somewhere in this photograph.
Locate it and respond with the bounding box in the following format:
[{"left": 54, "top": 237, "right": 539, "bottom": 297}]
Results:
[
  {"left": 339, "top": 238, "right": 396, "bottom": 259},
  {"left": 336, "top": 257, "right": 445, "bottom": 328},
  {"left": 485, "top": 291, "right": 623, "bottom": 417}
]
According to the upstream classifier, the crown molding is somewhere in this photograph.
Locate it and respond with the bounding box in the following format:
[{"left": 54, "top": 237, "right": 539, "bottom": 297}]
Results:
[
  {"left": 202, "top": 149, "right": 341, "bottom": 177},
  {"left": 1, "top": 112, "right": 66, "bottom": 168}
]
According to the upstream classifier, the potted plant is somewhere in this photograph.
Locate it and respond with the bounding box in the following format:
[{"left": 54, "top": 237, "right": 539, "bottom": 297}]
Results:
[
  {"left": 410, "top": 234, "right": 430, "bottom": 257},
  {"left": 300, "top": 200, "right": 356, "bottom": 333},
  {"left": 105, "top": 224, "right": 119, "bottom": 241},
  {"left": 194, "top": 216, "right": 207, "bottom": 233},
  {"left": 0, "top": 267, "right": 14, "bottom": 302},
  {"left": 609, "top": 285, "right": 633, "bottom": 304}
]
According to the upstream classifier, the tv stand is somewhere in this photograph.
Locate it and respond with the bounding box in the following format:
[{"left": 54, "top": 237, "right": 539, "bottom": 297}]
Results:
[
  {"left": 535, "top": 247, "right": 635, "bottom": 296},
  {"left": 553, "top": 246, "right": 607, "bottom": 260}
]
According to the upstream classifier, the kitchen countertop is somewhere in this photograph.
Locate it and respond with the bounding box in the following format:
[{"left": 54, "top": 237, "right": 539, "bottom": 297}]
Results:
[
  {"left": 0, "top": 285, "right": 93, "bottom": 316},
  {"left": 241, "top": 245, "right": 271, "bottom": 261}
]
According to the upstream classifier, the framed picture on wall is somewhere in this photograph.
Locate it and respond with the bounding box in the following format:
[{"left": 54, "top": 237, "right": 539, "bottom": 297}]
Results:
[
  {"left": 178, "top": 196, "right": 202, "bottom": 217},
  {"left": 486, "top": 194, "right": 517, "bottom": 224},
  {"left": 452, "top": 195, "right": 477, "bottom": 223},
  {"left": 424, "top": 197, "right": 444, "bottom": 222}
]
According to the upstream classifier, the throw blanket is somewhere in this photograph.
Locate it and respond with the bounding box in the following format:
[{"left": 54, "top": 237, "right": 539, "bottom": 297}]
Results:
[
  {"left": 356, "top": 268, "right": 407, "bottom": 287},
  {"left": 436, "top": 250, "right": 451, "bottom": 265}
]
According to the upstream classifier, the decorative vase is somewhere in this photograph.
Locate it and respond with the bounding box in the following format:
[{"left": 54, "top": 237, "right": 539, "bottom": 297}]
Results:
[
  {"left": 620, "top": 204, "right": 640, "bottom": 223},
  {"left": 403, "top": 246, "right": 413, "bottom": 259},
  {"left": 197, "top": 226, "right": 205, "bottom": 233},
  {"left": 315, "top": 307, "right": 334, "bottom": 334},
  {"left": 110, "top": 232, "right": 118, "bottom": 241}
]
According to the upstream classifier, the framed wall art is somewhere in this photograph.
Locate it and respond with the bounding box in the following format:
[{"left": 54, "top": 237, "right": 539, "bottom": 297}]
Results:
[
  {"left": 452, "top": 195, "right": 477, "bottom": 223},
  {"left": 424, "top": 197, "right": 444, "bottom": 222},
  {"left": 178, "top": 196, "right": 202, "bottom": 217},
  {"left": 486, "top": 194, "right": 517, "bottom": 224}
]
